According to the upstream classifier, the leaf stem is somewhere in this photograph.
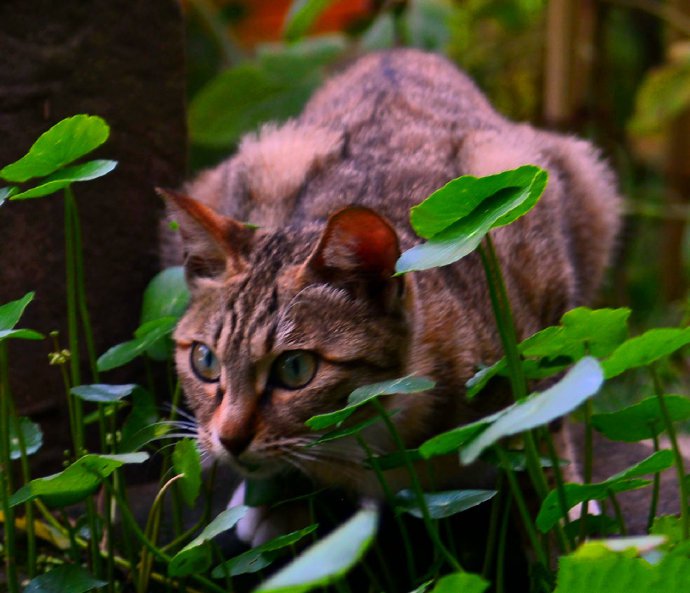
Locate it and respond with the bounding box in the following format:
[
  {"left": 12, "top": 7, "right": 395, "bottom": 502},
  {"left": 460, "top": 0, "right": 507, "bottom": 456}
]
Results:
[
  {"left": 0, "top": 343, "right": 19, "bottom": 593},
  {"left": 370, "top": 398, "right": 463, "bottom": 572},
  {"left": 647, "top": 432, "right": 661, "bottom": 532},
  {"left": 650, "top": 367, "right": 689, "bottom": 539},
  {"left": 494, "top": 446, "right": 548, "bottom": 567}
]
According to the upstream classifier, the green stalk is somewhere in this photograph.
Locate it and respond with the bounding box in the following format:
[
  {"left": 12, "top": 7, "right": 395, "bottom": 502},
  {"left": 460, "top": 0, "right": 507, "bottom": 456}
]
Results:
[
  {"left": 370, "top": 398, "right": 462, "bottom": 572},
  {"left": 356, "top": 434, "right": 415, "bottom": 585},
  {"left": 495, "top": 490, "right": 512, "bottom": 593},
  {"left": 650, "top": 367, "right": 689, "bottom": 538},
  {"left": 579, "top": 399, "right": 594, "bottom": 544},
  {"left": 137, "top": 474, "right": 185, "bottom": 593},
  {"left": 608, "top": 490, "right": 627, "bottom": 535},
  {"left": 494, "top": 446, "right": 548, "bottom": 567},
  {"left": 10, "top": 409, "right": 37, "bottom": 577},
  {"left": 477, "top": 239, "right": 550, "bottom": 495},
  {"left": 0, "top": 343, "right": 19, "bottom": 593},
  {"left": 68, "top": 190, "right": 99, "bottom": 382},
  {"left": 541, "top": 428, "right": 573, "bottom": 551},
  {"left": 646, "top": 433, "right": 661, "bottom": 532},
  {"left": 482, "top": 473, "right": 504, "bottom": 578},
  {"left": 104, "top": 480, "right": 228, "bottom": 593}
]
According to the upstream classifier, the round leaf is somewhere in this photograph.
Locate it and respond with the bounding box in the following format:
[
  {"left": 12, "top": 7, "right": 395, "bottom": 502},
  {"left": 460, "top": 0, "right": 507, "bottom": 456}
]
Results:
[
  {"left": 70, "top": 383, "right": 137, "bottom": 403},
  {"left": 395, "top": 489, "right": 497, "bottom": 519},
  {"left": 9, "top": 416, "right": 43, "bottom": 460},
  {"left": 592, "top": 395, "right": 690, "bottom": 442},
  {"left": 23, "top": 565, "right": 107, "bottom": 593},
  {"left": 255, "top": 507, "right": 378, "bottom": 593},
  {"left": 9, "top": 160, "right": 117, "bottom": 200},
  {"left": 0, "top": 115, "right": 110, "bottom": 182},
  {"left": 172, "top": 438, "right": 202, "bottom": 507}
]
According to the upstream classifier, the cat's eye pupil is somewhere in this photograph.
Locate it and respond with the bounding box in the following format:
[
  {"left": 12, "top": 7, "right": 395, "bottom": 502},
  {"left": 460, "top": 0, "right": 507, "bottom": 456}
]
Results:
[
  {"left": 272, "top": 350, "right": 317, "bottom": 390},
  {"left": 191, "top": 342, "right": 221, "bottom": 383}
]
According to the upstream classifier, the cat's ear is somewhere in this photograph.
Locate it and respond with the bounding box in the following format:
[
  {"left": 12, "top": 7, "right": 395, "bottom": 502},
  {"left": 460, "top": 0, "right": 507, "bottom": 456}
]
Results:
[
  {"left": 303, "top": 206, "right": 402, "bottom": 305},
  {"left": 158, "top": 188, "right": 254, "bottom": 285}
]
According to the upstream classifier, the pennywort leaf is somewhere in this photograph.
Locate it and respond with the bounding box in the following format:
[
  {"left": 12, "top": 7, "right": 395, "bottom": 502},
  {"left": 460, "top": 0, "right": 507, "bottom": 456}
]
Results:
[
  {"left": 396, "top": 166, "right": 547, "bottom": 273},
  {"left": 70, "top": 383, "right": 137, "bottom": 404},
  {"left": 306, "top": 376, "right": 434, "bottom": 430},
  {"left": 537, "top": 450, "right": 674, "bottom": 532},
  {"left": 461, "top": 357, "right": 604, "bottom": 464},
  {"left": 9, "top": 417, "right": 43, "bottom": 460},
  {"left": 592, "top": 395, "right": 690, "bottom": 442},
  {"left": 9, "top": 160, "right": 117, "bottom": 200},
  {"left": 255, "top": 507, "right": 378, "bottom": 593},
  {"left": 430, "top": 572, "right": 490, "bottom": 593},
  {"left": 10, "top": 452, "right": 148, "bottom": 508},
  {"left": 395, "top": 489, "right": 497, "bottom": 519},
  {"left": 168, "top": 506, "right": 249, "bottom": 577},
  {"left": 0, "top": 115, "right": 110, "bottom": 182},
  {"left": 23, "top": 565, "right": 107, "bottom": 593},
  {"left": 172, "top": 438, "right": 202, "bottom": 507},
  {"left": 284, "top": 0, "right": 334, "bottom": 41}
]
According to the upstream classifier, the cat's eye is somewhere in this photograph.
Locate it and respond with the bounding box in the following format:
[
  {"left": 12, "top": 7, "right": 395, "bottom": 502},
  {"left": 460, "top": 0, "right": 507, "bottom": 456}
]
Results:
[
  {"left": 270, "top": 350, "right": 318, "bottom": 390},
  {"left": 190, "top": 342, "right": 221, "bottom": 382}
]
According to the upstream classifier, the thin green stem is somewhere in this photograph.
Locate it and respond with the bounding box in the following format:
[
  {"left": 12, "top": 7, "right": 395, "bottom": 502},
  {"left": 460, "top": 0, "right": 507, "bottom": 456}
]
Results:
[
  {"left": 356, "top": 434, "right": 415, "bottom": 586},
  {"left": 105, "top": 480, "right": 228, "bottom": 593},
  {"left": 482, "top": 472, "right": 504, "bottom": 578},
  {"left": 0, "top": 343, "right": 19, "bottom": 593},
  {"left": 495, "top": 446, "right": 548, "bottom": 567},
  {"left": 647, "top": 432, "right": 661, "bottom": 532},
  {"left": 8, "top": 390, "right": 37, "bottom": 577},
  {"left": 608, "top": 490, "right": 627, "bottom": 535},
  {"left": 541, "top": 428, "right": 573, "bottom": 551},
  {"left": 579, "top": 400, "right": 594, "bottom": 543},
  {"left": 370, "top": 398, "right": 462, "bottom": 572},
  {"left": 138, "top": 474, "right": 185, "bottom": 593},
  {"left": 495, "top": 489, "right": 512, "bottom": 593},
  {"left": 651, "top": 366, "right": 689, "bottom": 539},
  {"left": 69, "top": 192, "right": 99, "bottom": 383}
]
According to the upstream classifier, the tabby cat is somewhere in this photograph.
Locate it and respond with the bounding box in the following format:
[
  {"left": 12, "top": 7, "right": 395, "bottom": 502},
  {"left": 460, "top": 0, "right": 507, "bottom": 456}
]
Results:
[{"left": 161, "top": 49, "right": 621, "bottom": 544}]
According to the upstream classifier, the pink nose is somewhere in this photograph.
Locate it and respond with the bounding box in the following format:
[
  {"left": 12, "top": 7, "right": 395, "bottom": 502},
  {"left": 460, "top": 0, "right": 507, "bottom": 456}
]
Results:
[{"left": 219, "top": 432, "right": 253, "bottom": 457}]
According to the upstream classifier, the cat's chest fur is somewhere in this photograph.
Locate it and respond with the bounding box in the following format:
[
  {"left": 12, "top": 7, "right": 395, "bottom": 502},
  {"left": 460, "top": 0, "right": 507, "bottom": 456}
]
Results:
[{"left": 162, "top": 49, "right": 621, "bottom": 505}]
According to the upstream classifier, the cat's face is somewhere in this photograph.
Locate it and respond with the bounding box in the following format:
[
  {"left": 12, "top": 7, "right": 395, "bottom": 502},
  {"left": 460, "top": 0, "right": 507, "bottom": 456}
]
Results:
[{"left": 166, "top": 191, "right": 409, "bottom": 487}]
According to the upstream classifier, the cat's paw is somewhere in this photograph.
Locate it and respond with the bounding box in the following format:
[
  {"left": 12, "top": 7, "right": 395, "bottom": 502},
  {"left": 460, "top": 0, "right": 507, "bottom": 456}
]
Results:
[{"left": 230, "top": 481, "right": 312, "bottom": 547}]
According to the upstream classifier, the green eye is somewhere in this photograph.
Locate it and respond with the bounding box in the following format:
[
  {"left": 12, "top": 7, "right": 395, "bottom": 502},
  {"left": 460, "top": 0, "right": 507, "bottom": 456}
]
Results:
[
  {"left": 191, "top": 342, "right": 221, "bottom": 382},
  {"left": 271, "top": 350, "right": 318, "bottom": 390}
]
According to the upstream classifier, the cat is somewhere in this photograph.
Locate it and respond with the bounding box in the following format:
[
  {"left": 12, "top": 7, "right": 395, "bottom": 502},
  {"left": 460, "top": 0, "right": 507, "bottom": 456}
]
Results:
[{"left": 161, "top": 49, "right": 622, "bottom": 545}]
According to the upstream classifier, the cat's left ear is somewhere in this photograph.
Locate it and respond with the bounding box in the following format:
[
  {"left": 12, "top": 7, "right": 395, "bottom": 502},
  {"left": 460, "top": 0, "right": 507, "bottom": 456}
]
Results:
[
  {"left": 303, "top": 206, "right": 402, "bottom": 306},
  {"left": 158, "top": 188, "right": 254, "bottom": 285}
]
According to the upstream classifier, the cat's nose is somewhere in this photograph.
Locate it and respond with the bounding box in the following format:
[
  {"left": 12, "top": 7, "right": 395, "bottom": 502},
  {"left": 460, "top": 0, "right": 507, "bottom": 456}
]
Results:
[{"left": 219, "top": 432, "right": 253, "bottom": 457}]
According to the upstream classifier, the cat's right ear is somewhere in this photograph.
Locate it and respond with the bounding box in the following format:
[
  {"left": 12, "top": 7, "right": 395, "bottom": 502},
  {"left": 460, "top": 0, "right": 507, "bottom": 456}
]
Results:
[{"left": 157, "top": 189, "right": 254, "bottom": 286}]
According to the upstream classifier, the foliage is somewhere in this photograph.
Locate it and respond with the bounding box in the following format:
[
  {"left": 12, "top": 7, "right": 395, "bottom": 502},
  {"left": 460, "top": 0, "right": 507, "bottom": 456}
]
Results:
[{"left": 2, "top": 1, "right": 690, "bottom": 593}]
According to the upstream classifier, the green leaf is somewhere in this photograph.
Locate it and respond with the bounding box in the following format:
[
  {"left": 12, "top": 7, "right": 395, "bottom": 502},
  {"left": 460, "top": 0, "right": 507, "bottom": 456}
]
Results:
[
  {"left": 189, "top": 37, "right": 344, "bottom": 148},
  {"left": 70, "top": 383, "right": 137, "bottom": 403},
  {"left": 603, "top": 327, "right": 690, "bottom": 379},
  {"left": 24, "top": 564, "right": 107, "bottom": 593},
  {"left": 212, "top": 524, "right": 318, "bottom": 578},
  {"left": 0, "top": 115, "right": 110, "bottom": 182},
  {"left": 9, "top": 160, "right": 117, "bottom": 200},
  {"left": 418, "top": 420, "right": 491, "bottom": 459},
  {"left": 367, "top": 447, "right": 422, "bottom": 471},
  {"left": 592, "top": 395, "right": 690, "bottom": 442},
  {"left": 553, "top": 538, "right": 690, "bottom": 593},
  {"left": 537, "top": 451, "right": 674, "bottom": 532},
  {"left": 0, "top": 292, "right": 35, "bottom": 331},
  {"left": 9, "top": 417, "right": 43, "bottom": 460},
  {"left": 461, "top": 357, "right": 604, "bottom": 464},
  {"left": 255, "top": 507, "right": 378, "bottom": 593},
  {"left": 0, "top": 185, "right": 18, "bottom": 205},
  {"left": 406, "top": 0, "right": 454, "bottom": 52},
  {"left": 309, "top": 414, "right": 386, "bottom": 446},
  {"left": 139, "top": 267, "right": 189, "bottom": 360},
  {"left": 395, "top": 489, "right": 497, "bottom": 519},
  {"left": 118, "top": 388, "right": 164, "bottom": 452},
  {"left": 430, "top": 572, "right": 489, "bottom": 593},
  {"left": 97, "top": 316, "right": 178, "bottom": 372},
  {"left": 284, "top": 0, "right": 334, "bottom": 41},
  {"left": 10, "top": 452, "right": 148, "bottom": 508},
  {"left": 360, "top": 13, "right": 395, "bottom": 51},
  {"left": 306, "top": 376, "right": 434, "bottom": 430},
  {"left": 172, "top": 438, "right": 202, "bottom": 507},
  {"left": 168, "top": 506, "right": 249, "bottom": 577}
]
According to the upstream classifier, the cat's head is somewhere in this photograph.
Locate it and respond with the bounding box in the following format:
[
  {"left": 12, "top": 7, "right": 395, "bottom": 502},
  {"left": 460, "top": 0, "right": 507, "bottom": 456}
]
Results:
[{"left": 162, "top": 190, "right": 411, "bottom": 488}]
